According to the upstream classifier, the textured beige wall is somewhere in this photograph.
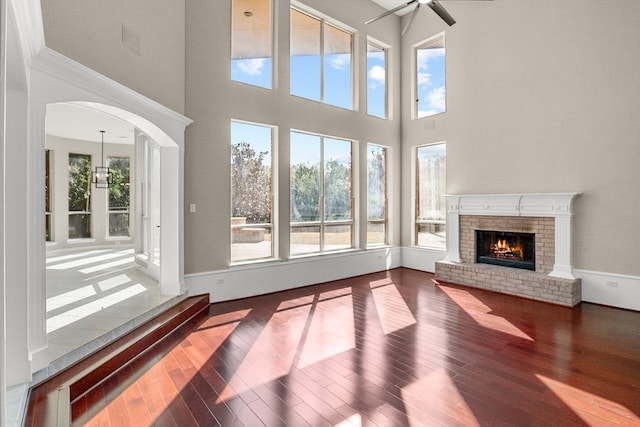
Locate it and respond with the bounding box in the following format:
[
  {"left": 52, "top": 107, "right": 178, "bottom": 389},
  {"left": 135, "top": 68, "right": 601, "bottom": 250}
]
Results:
[
  {"left": 184, "top": 0, "right": 402, "bottom": 274},
  {"left": 401, "top": 0, "right": 640, "bottom": 275},
  {"left": 40, "top": 0, "right": 186, "bottom": 114}
]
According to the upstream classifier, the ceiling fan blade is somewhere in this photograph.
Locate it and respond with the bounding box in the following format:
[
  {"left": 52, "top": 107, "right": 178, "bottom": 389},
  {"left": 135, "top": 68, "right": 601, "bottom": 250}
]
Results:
[
  {"left": 401, "top": 4, "right": 420, "bottom": 36},
  {"left": 427, "top": 0, "right": 456, "bottom": 26},
  {"left": 365, "top": 0, "right": 418, "bottom": 25}
]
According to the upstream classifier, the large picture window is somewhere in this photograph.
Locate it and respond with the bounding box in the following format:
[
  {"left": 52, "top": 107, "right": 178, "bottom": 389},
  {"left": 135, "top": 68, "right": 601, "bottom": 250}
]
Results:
[
  {"left": 415, "top": 143, "right": 446, "bottom": 249},
  {"left": 231, "top": 120, "right": 275, "bottom": 262},
  {"left": 290, "top": 6, "right": 353, "bottom": 109},
  {"left": 367, "top": 144, "right": 388, "bottom": 247},
  {"left": 68, "top": 153, "right": 92, "bottom": 239},
  {"left": 367, "top": 40, "right": 388, "bottom": 119},
  {"left": 415, "top": 33, "right": 446, "bottom": 118},
  {"left": 290, "top": 131, "right": 353, "bottom": 255},
  {"left": 108, "top": 156, "right": 130, "bottom": 237},
  {"left": 231, "top": 0, "right": 272, "bottom": 89}
]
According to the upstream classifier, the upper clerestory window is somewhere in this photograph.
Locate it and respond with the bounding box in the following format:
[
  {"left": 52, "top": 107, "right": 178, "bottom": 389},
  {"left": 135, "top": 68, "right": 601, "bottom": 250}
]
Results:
[
  {"left": 290, "top": 5, "right": 354, "bottom": 110},
  {"left": 415, "top": 33, "right": 446, "bottom": 118},
  {"left": 231, "top": 0, "right": 273, "bottom": 89}
]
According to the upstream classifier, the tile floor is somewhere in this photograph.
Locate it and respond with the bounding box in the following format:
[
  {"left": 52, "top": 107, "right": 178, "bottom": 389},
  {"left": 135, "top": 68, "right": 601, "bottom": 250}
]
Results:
[{"left": 45, "top": 246, "right": 177, "bottom": 370}]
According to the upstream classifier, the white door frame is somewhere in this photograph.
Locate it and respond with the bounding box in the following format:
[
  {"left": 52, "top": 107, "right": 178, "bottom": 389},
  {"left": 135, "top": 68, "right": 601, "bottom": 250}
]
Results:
[{"left": 25, "top": 47, "right": 191, "bottom": 373}]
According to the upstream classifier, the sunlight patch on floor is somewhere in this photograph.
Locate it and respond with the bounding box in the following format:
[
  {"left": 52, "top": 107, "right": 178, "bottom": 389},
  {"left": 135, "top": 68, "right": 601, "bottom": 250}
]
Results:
[
  {"left": 47, "top": 283, "right": 146, "bottom": 333},
  {"left": 402, "top": 368, "right": 480, "bottom": 426},
  {"left": 47, "top": 249, "right": 133, "bottom": 270},
  {"left": 298, "top": 292, "right": 356, "bottom": 368},
  {"left": 47, "top": 285, "right": 97, "bottom": 311},
  {"left": 371, "top": 282, "right": 417, "bottom": 335},
  {"left": 536, "top": 374, "right": 640, "bottom": 425},
  {"left": 335, "top": 413, "right": 362, "bottom": 427},
  {"left": 217, "top": 302, "right": 311, "bottom": 403},
  {"left": 78, "top": 256, "right": 134, "bottom": 274},
  {"left": 438, "top": 285, "right": 533, "bottom": 341}
]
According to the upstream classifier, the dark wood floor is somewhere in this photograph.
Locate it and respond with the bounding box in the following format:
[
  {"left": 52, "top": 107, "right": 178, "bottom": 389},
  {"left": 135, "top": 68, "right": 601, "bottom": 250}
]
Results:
[{"left": 71, "top": 268, "right": 640, "bottom": 426}]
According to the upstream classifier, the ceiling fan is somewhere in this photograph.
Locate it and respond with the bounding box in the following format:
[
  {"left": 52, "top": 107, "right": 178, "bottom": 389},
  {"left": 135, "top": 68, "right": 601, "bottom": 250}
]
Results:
[{"left": 366, "top": 0, "right": 491, "bottom": 35}]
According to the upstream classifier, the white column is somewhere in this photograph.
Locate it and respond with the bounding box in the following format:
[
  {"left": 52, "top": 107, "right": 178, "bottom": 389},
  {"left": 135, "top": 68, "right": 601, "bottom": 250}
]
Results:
[
  {"left": 28, "top": 103, "right": 48, "bottom": 372},
  {"left": 550, "top": 214, "right": 576, "bottom": 279},
  {"left": 443, "top": 195, "right": 462, "bottom": 263}
]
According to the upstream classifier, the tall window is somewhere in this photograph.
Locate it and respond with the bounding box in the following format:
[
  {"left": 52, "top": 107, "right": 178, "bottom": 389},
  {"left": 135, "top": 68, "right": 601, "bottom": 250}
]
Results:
[
  {"left": 108, "top": 156, "right": 130, "bottom": 237},
  {"left": 290, "top": 131, "right": 353, "bottom": 256},
  {"left": 367, "top": 144, "right": 388, "bottom": 246},
  {"left": 45, "top": 149, "right": 52, "bottom": 241},
  {"left": 415, "top": 33, "right": 446, "bottom": 118},
  {"left": 290, "top": 7, "right": 353, "bottom": 109},
  {"left": 68, "top": 153, "right": 92, "bottom": 239},
  {"left": 231, "top": 121, "right": 274, "bottom": 262},
  {"left": 231, "top": 0, "right": 272, "bottom": 89},
  {"left": 415, "top": 143, "right": 446, "bottom": 249},
  {"left": 367, "top": 40, "right": 388, "bottom": 119}
]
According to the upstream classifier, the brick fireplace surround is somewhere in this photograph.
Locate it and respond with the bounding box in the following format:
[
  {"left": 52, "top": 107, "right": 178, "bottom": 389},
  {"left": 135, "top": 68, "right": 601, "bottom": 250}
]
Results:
[{"left": 435, "top": 193, "right": 581, "bottom": 307}]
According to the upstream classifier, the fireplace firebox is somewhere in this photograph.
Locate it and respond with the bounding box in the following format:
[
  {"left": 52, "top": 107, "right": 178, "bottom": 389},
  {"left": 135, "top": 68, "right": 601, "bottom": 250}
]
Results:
[{"left": 476, "top": 230, "right": 535, "bottom": 271}]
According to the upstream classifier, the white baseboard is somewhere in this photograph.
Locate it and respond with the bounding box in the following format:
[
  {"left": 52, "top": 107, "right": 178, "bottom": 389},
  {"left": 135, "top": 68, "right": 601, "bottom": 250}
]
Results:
[
  {"left": 185, "top": 248, "right": 640, "bottom": 312},
  {"left": 400, "top": 246, "right": 447, "bottom": 273},
  {"left": 575, "top": 268, "right": 640, "bottom": 312},
  {"left": 187, "top": 247, "right": 402, "bottom": 303}
]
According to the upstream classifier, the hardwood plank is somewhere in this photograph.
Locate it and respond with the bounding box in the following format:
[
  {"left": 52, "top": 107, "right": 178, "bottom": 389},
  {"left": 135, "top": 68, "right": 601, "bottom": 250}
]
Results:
[{"left": 26, "top": 270, "right": 640, "bottom": 426}]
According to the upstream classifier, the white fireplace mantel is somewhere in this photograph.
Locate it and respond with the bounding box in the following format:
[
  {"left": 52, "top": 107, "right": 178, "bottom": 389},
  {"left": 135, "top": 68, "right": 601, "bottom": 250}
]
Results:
[{"left": 443, "top": 193, "right": 579, "bottom": 279}]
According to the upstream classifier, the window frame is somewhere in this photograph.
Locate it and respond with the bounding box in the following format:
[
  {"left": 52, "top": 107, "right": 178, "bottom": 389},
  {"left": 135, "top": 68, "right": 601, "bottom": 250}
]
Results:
[
  {"left": 366, "top": 143, "right": 388, "bottom": 247},
  {"left": 366, "top": 38, "right": 390, "bottom": 119},
  {"left": 414, "top": 142, "right": 446, "bottom": 250},
  {"left": 68, "top": 152, "right": 93, "bottom": 239},
  {"left": 290, "top": 129, "right": 355, "bottom": 256},
  {"left": 107, "top": 156, "right": 131, "bottom": 239},
  {"left": 230, "top": 119, "right": 277, "bottom": 264},
  {"left": 413, "top": 32, "right": 446, "bottom": 119},
  {"left": 230, "top": 0, "right": 274, "bottom": 89},
  {"left": 290, "top": 2, "right": 356, "bottom": 110}
]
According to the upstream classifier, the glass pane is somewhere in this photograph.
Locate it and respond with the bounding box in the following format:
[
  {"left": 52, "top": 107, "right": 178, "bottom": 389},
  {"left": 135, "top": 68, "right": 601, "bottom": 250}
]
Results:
[
  {"left": 323, "top": 23, "right": 352, "bottom": 109},
  {"left": 367, "top": 43, "right": 387, "bottom": 118},
  {"left": 231, "top": 121, "right": 273, "bottom": 262},
  {"left": 69, "top": 213, "right": 91, "bottom": 239},
  {"left": 368, "top": 144, "right": 387, "bottom": 246},
  {"left": 416, "top": 35, "right": 446, "bottom": 118},
  {"left": 416, "top": 222, "right": 446, "bottom": 248},
  {"left": 416, "top": 143, "right": 446, "bottom": 249},
  {"left": 290, "top": 225, "right": 320, "bottom": 256},
  {"left": 323, "top": 138, "right": 351, "bottom": 221},
  {"left": 324, "top": 224, "right": 352, "bottom": 251},
  {"left": 232, "top": 224, "right": 273, "bottom": 262},
  {"left": 231, "top": 0, "right": 272, "bottom": 88},
  {"left": 291, "top": 9, "right": 321, "bottom": 101},
  {"left": 367, "top": 222, "right": 386, "bottom": 246},
  {"left": 290, "top": 132, "right": 321, "bottom": 223},
  {"left": 108, "top": 156, "right": 130, "bottom": 237},
  {"left": 68, "top": 153, "right": 91, "bottom": 212},
  {"left": 109, "top": 212, "right": 130, "bottom": 237}
]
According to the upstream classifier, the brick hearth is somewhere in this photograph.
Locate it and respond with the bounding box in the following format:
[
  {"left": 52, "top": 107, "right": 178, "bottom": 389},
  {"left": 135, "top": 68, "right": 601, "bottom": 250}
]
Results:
[{"left": 435, "top": 193, "right": 581, "bottom": 307}]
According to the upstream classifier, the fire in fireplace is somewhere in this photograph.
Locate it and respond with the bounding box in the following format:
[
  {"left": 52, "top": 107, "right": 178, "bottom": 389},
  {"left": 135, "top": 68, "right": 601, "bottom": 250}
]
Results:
[{"left": 476, "top": 230, "right": 535, "bottom": 271}]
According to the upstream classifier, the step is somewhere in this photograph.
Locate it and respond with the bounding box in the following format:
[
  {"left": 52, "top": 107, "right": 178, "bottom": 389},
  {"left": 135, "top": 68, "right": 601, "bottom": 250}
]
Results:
[{"left": 24, "top": 294, "right": 210, "bottom": 427}]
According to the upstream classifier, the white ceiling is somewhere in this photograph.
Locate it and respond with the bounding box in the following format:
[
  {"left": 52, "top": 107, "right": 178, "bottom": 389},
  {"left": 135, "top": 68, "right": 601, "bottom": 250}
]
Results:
[
  {"left": 46, "top": 103, "right": 135, "bottom": 145},
  {"left": 369, "top": 0, "right": 416, "bottom": 16}
]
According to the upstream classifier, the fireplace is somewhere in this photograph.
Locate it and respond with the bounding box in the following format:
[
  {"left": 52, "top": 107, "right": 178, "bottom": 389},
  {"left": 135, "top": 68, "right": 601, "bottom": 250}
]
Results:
[
  {"left": 434, "top": 193, "right": 582, "bottom": 307},
  {"left": 476, "top": 230, "right": 535, "bottom": 271}
]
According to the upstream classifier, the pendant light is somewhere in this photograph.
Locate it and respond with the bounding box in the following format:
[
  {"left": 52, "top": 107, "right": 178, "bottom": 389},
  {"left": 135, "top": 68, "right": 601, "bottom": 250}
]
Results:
[{"left": 92, "top": 130, "right": 111, "bottom": 188}]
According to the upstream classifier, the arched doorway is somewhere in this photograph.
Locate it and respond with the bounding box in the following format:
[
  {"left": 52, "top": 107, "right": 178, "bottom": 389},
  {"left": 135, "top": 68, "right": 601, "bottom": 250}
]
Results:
[
  {"left": 25, "top": 48, "right": 191, "bottom": 375},
  {"left": 44, "top": 103, "right": 178, "bottom": 361}
]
